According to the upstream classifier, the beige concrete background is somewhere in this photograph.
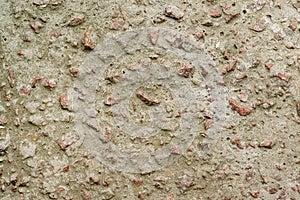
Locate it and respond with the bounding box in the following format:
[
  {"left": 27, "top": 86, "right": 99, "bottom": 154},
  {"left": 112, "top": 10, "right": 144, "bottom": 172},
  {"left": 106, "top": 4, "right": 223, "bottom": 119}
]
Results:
[{"left": 0, "top": 0, "right": 299, "bottom": 199}]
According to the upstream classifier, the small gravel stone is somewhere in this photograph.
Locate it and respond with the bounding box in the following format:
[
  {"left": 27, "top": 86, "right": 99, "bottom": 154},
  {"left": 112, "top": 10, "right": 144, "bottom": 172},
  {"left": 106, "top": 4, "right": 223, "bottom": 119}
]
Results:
[
  {"left": 164, "top": 5, "right": 184, "bottom": 20},
  {"left": 153, "top": 15, "right": 166, "bottom": 23},
  {"left": 58, "top": 132, "right": 79, "bottom": 150},
  {"left": 25, "top": 102, "right": 40, "bottom": 114},
  {"left": 82, "top": 28, "right": 95, "bottom": 49},
  {"left": 43, "top": 79, "right": 58, "bottom": 89},
  {"left": 210, "top": 8, "right": 222, "bottom": 18},
  {"left": 249, "top": 18, "right": 267, "bottom": 32},
  {"left": 59, "top": 94, "right": 70, "bottom": 110},
  {"left": 20, "top": 140, "right": 36, "bottom": 159},
  {"left": 28, "top": 114, "right": 46, "bottom": 126},
  {"left": 149, "top": 29, "right": 159, "bottom": 45},
  {"left": 50, "top": 156, "right": 68, "bottom": 173}
]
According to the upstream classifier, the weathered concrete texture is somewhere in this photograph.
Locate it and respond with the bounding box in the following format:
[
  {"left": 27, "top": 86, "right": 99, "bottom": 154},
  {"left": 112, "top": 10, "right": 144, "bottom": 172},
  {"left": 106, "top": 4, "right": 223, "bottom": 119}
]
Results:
[
  {"left": 0, "top": 0, "right": 299, "bottom": 199},
  {"left": 72, "top": 28, "right": 227, "bottom": 173}
]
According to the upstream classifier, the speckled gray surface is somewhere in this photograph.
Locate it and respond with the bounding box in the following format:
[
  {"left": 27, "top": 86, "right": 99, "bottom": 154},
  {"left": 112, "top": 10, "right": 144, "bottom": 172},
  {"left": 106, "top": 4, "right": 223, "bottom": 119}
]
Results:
[{"left": 0, "top": 0, "right": 300, "bottom": 199}]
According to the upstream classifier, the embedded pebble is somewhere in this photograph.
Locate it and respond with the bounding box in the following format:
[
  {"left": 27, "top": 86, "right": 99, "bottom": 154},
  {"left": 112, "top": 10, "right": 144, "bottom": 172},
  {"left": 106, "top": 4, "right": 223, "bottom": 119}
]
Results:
[
  {"left": 24, "top": 102, "right": 40, "bottom": 114},
  {"left": 50, "top": 156, "right": 68, "bottom": 173},
  {"left": 249, "top": 17, "right": 267, "bottom": 32},
  {"left": 20, "top": 140, "right": 36, "bottom": 159},
  {"left": 58, "top": 132, "right": 79, "bottom": 150},
  {"left": 210, "top": 8, "right": 222, "bottom": 18},
  {"left": 28, "top": 114, "right": 46, "bottom": 126},
  {"left": 164, "top": 5, "right": 184, "bottom": 20},
  {"left": 43, "top": 79, "right": 58, "bottom": 89},
  {"left": 82, "top": 28, "right": 95, "bottom": 49},
  {"left": 59, "top": 94, "right": 70, "bottom": 110}
]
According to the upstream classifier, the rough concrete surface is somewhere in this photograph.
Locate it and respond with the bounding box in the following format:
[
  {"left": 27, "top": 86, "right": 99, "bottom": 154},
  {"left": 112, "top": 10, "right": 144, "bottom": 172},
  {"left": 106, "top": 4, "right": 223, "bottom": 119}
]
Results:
[{"left": 0, "top": 0, "right": 300, "bottom": 199}]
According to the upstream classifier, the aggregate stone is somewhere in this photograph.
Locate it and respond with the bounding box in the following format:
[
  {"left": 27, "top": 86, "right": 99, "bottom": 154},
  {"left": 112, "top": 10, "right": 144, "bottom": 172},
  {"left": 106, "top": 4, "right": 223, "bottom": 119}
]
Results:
[
  {"left": 28, "top": 114, "right": 46, "bottom": 126},
  {"left": 164, "top": 5, "right": 184, "bottom": 20},
  {"left": 24, "top": 102, "right": 40, "bottom": 114},
  {"left": 19, "top": 140, "right": 36, "bottom": 159},
  {"left": 58, "top": 132, "right": 80, "bottom": 151},
  {"left": 50, "top": 156, "right": 68, "bottom": 173}
]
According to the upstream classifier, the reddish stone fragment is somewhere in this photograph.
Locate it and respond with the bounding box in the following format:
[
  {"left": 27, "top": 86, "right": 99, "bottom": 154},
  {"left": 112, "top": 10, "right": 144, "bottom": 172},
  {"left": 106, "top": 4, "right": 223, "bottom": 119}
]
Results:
[
  {"left": 274, "top": 73, "right": 289, "bottom": 82},
  {"left": 31, "top": 76, "right": 43, "bottom": 88},
  {"left": 293, "top": 2, "right": 300, "bottom": 9},
  {"left": 178, "top": 63, "right": 195, "bottom": 78},
  {"left": 43, "top": 79, "right": 58, "bottom": 89},
  {"left": 258, "top": 141, "right": 273, "bottom": 149},
  {"left": 136, "top": 92, "right": 160, "bottom": 105},
  {"left": 193, "top": 30, "right": 203, "bottom": 40},
  {"left": 229, "top": 99, "right": 251, "bottom": 116},
  {"left": 149, "top": 29, "right": 159, "bottom": 45},
  {"left": 30, "top": 22, "right": 40, "bottom": 34},
  {"left": 249, "top": 191, "right": 259, "bottom": 198},
  {"left": 269, "top": 187, "right": 278, "bottom": 194},
  {"left": 210, "top": 8, "right": 222, "bottom": 18},
  {"left": 222, "top": 59, "right": 237, "bottom": 74},
  {"left": 132, "top": 179, "right": 143, "bottom": 185},
  {"left": 82, "top": 28, "right": 95, "bottom": 49},
  {"left": 59, "top": 94, "right": 69, "bottom": 109},
  {"left": 231, "top": 138, "right": 243, "bottom": 149},
  {"left": 249, "top": 23, "right": 266, "bottom": 32},
  {"left": 39, "top": 17, "right": 47, "bottom": 23},
  {"left": 110, "top": 19, "right": 124, "bottom": 30},
  {"left": 170, "top": 146, "right": 181, "bottom": 155},
  {"left": 289, "top": 19, "right": 297, "bottom": 31},
  {"left": 225, "top": 12, "right": 240, "bottom": 23},
  {"left": 63, "top": 165, "right": 70, "bottom": 172},
  {"left": 164, "top": 5, "right": 184, "bottom": 20},
  {"left": 19, "top": 85, "right": 30, "bottom": 95},
  {"left": 265, "top": 63, "right": 273, "bottom": 70},
  {"left": 69, "top": 67, "right": 79, "bottom": 77},
  {"left": 204, "top": 119, "right": 213, "bottom": 130},
  {"left": 17, "top": 51, "right": 24, "bottom": 56}
]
